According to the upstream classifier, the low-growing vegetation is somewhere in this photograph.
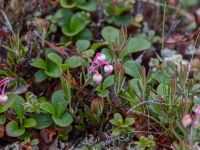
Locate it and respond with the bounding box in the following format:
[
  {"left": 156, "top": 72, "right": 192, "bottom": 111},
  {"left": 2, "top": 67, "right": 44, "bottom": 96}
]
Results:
[{"left": 0, "top": 0, "right": 200, "bottom": 149}]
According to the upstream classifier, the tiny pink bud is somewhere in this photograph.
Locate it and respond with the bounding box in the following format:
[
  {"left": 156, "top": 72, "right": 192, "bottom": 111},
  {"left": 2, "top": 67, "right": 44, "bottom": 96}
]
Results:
[
  {"left": 93, "top": 73, "right": 103, "bottom": 84},
  {"left": 193, "top": 119, "right": 199, "bottom": 128},
  {"left": 0, "top": 94, "right": 8, "bottom": 104},
  {"left": 104, "top": 64, "right": 113, "bottom": 74},
  {"left": 182, "top": 114, "right": 192, "bottom": 128},
  {"left": 195, "top": 106, "right": 200, "bottom": 116},
  {"left": 96, "top": 53, "right": 106, "bottom": 63}
]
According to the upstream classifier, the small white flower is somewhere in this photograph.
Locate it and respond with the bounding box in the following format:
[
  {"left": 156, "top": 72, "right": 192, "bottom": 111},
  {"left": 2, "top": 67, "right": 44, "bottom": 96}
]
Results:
[
  {"left": 182, "top": 114, "right": 192, "bottom": 128},
  {"left": 104, "top": 64, "right": 113, "bottom": 74},
  {"left": 195, "top": 106, "right": 200, "bottom": 116},
  {"left": 96, "top": 53, "right": 106, "bottom": 63},
  {"left": 0, "top": 94, "right": 8, "bottom": 104},
  {"left": 93, "top": 73, "right": 103, "bottom": 84},
  {"left": 193, "top": 119, "right": 199, "bottom": 128}
]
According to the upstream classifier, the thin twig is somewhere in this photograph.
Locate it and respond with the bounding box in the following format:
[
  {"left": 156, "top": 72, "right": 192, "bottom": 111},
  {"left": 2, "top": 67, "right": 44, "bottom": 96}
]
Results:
[
  {"left": 0, "top": 9, "right": 14, "bottom": 35},
  {"left": 185, "top": 32, "right": 200, "bottom": 85},
  {"left": 161, "top": 2, "right": 166, "bottom": 51},
  {"left": 127, "top": 100, "right": 166, "bottom": 113}
]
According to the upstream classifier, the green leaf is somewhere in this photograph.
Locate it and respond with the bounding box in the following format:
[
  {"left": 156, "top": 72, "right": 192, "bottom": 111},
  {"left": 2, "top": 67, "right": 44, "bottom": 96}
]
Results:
[
  {"left": 102, "top": 75, "right": 115, "bottom": 89},
  {"left": 112, "top": 127, "right": 122, "bottom": 136},
  {"left": 31, "top": 113, "right": 53, "bottom": 129},
  {"left": 11, "top": 95, "right": 26, "bottom": 125},
  {"left": 6, "top": 121, "right": 25, "bottom": 137},
  {"left": 30, "top": 58, "right": 46, "bottom": 70},
  {"left": 157, "top": 84, "right": 170, "bottom": 97},
  {"left": 31, "top": 139, "right": 39, "bottom": 145},
  {"left": 124, "top": 59, "right": 142, "bottom": 79},
  {"left": 101, "top": 26, "right": 120, "bottom": 44},
  {"left": 0, "top": 93, "right": 15, "bottom": 113},
  {"left": 96, "top": 75, "right": 114, "bottom": 91},
  {"left": 91, "top": 41, "right": 109, "bottom": 51},
  {"left": 65, "top": 56, "right": 83, "bottom": 68},
  {"left": 76, "top": 40, "right": 90, "bottom": 51},
  {"left": 59, "top": 0, "right": 77, "bottom": 8},
  {"left": 114, "top": 113, "right": 123, "bottom": 122},
  {"left": 55, "top": 9, "right": 73, "bottom": 27},
  {"left": 40, "top": 102, "right": 55, "bottom": 114},
  {"left": 84, "top": 105, "right": 98, "bottom": 124},
  {"left": 82, "top": 50, "right": 95, "bottom": 58},
  {"left": 0, "top": 115, "right": 6, "bottom": 125},
  {"left": 34, "top": 70, "right": 48, "bottom": 82},
  {"left": 192, "top": 84, "right": 200, "bottom": 95},
  {"left": 60, "top": 75, "right": 72, "bottom": 104},
  {"left": 101, "top": 48, "right": 112, "bottom": 62},
  {"left": 150, "top": 71, "right": 171, "bottom": 84},
  {"left": 52, "top": 112, "right": 73, "bottom": 127},
  {"left": 110, "top": 15, "right": 132, "bottom": 26},
  {"left": 110, "top": 119, "right": 119, "bottom": 126},
  {"left": 130, "top": 79, "right": 142, "bottom": 97},
  {"left": 62, "top": 12, "right": 89, "bottom": 37},
  {"left": 97, "top": 89, "right": 109, "bottom": 97},
  {"left": 125, "top": 118, "right": 135, "bottom": 126},
  {"left": 74, "top": 28, "right": 93, "bottom": 41},
  {"left": 127, "top": 127, "right": 135, "bottom": 132},
  {"left": 183, "top": 0, "right": 199, "bottom": 7},
  {"left": 193, "top": 70, "right": 200, "bottom": 80},
  {"left": 77, "top": 1, "right": 96, "bottom": 11},
  {"left": 19, "top": 130, "right": 31, "bottom": 140},
  {"left": 45, "top": 57, "right": 62, "bottom": 78},
  {"left": 47, "top": 53, "right": 63, "bottom": 65},
  {"left": 125, "top": 37, "right": 151, "bottom": 54},
  {"left": 52, "top": 90, "right": 67, "bottom": 117},
  {"left": 23, "top": 118, "right": 37, "bottom": 128}
]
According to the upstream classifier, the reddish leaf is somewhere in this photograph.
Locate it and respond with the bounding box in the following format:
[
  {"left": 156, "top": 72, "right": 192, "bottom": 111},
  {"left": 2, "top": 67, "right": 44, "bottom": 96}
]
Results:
[
  {"left": 40, "top": 128, "right": 57, "bottom": 144},
  {"left": 90, "top": 98, "right": 104, "bottom": 115}
]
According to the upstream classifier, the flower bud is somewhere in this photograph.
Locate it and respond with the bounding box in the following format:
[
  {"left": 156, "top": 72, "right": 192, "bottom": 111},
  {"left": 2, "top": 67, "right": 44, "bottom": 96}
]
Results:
[
  {"left": 96, "top": 53, "right": 106, "bottom": 63},
  {"left": 193, "top": 119, "right": 199, "bottom": 128},
  {"left": 0, "top": 94, "right": 8, "bottom": 104},
  {"left": 90, "top": 98, "right": 104, "bottom": 116},
  {"left": 93, "top": 73, "right": 103, "bottom": 84},
  {"left": 195, "top": 106, "right": 200, "bottom": 116},
  {"left": 182, "top": 114, "right": 192, "bottom": 128},
  {"left": 104, "top": 64, "right": 113, "bottom": 74}
]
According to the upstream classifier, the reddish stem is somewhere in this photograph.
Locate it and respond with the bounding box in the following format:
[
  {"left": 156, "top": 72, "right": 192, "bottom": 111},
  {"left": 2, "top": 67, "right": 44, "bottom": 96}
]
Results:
[
  {"left": 0, "top": 78, "right": 9, "bottom": 86},
  {"left": 1, "top": 82, "right": 7, "bottom": 95}
]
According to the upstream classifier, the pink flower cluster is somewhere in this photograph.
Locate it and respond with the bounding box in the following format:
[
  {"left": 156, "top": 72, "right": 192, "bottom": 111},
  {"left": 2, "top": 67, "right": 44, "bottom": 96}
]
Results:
[
  {"left": 90, "top": 53, "right": 113, "bottom": 84},
  {"left": 182, "top": 106, "right": 200, "bottom": 128},
  {"left": 0, "top": 78, "right": 11, "bottom": 104}
]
